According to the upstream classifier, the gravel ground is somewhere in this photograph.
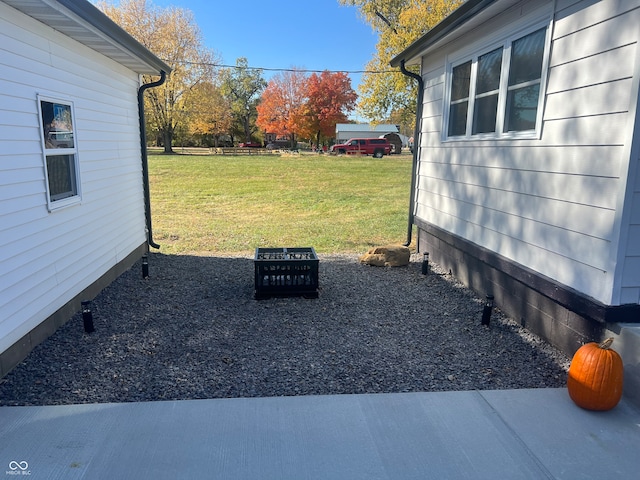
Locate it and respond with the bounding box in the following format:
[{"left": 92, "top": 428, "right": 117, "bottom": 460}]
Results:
[{"left": 0, "top": 252, "right": 570, "bottom": 406}]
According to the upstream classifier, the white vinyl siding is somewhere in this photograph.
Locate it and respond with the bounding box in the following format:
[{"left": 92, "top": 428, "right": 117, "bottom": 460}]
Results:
[
  {"left": 413, "top": 0, "right": 640, "bottom": 304},
  {"left": 619, "top": 150, "right": 640, "bottom": 304},
  {"left": 0, "top": 2, "right": 147, "bottom": 353}
]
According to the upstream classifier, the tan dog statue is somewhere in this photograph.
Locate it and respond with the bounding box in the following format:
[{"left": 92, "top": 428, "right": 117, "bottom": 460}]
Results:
[{"left": 359, "top": 245, "right": 410, "bottom": 267}]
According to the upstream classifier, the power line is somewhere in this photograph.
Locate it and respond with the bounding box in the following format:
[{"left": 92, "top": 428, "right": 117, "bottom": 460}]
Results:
[{"left": 169, "top": 60, "right": 402, "bottom": 75}]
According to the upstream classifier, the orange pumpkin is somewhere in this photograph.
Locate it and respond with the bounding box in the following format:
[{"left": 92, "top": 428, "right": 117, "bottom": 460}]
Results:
[{"left": 567, "top": 337, "right": 624, "bottom": 411}]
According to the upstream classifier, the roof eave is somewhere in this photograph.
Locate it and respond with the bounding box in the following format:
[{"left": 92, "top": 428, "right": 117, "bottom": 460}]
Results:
[
  {"left": 3, "top": 0, "right": 171, "bottom": 75},
  {"left": 55, "top": 0, "right": 171, "bottom": 74},
  {"left": 390, "top": 0, "right": 499, "bottom": 67}
]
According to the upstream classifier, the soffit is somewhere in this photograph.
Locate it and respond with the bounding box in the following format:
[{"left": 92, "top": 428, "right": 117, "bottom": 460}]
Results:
[{"left": 3, "top": 0, "right": 170, "bottom": 75}]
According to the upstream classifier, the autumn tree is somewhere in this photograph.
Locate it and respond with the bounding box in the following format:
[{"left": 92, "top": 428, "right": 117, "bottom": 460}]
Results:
[
  {"left": 183, "top": 82, "right": 233, "bottom": 147},
  {"left": 300, "top": 71, "right": 357, "bottom": 148},
  {"left": 256, "top": 69, "right": 308, "bottom": 149},
  {"left": 339, "top": 0, "right": 463, "bottom": 124},
  {"left": 219, "top": 58, "right": 267, "bottom": 144},
  {"left": 98, "top": 0, "right": 220, "bottom": 153}
]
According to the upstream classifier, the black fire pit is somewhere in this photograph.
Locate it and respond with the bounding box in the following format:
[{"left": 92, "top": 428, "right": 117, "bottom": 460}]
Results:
[{"left": 254, "top": 247, "right": 319, "bottom": 299}]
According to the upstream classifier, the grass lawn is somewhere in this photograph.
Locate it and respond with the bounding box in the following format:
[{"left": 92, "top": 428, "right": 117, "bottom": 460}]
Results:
[{"left": 148, "top": 152, "right": 413, "bottom": 255}]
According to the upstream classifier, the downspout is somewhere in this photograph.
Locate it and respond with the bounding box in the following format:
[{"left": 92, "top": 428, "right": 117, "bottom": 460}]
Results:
[
  {"left": 138, "top": 70, "right": 167, "bottom": 249},
  {"left": 399, "top": 60, "right": 424, "bottom": 247}
]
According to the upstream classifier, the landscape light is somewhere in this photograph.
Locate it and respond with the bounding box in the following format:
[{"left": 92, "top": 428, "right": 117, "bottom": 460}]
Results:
[
  {"left": 142, "top": 255, "right": 149, "bottom": 279},
  {"left": 82, "top": 300, "right": 95, "bottom": 333},
  {"left": 481, "top": 295, "right": 494, "bottom": 326},
  {"left": 421, "top": 252, "right": 429, "bottom": 275}
]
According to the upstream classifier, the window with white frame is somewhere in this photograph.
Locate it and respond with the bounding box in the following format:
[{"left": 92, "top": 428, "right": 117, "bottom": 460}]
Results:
[
  {"left": 445, "top": 26, "right": 548, "bottom": 139},
  {"left": 38, "top": 96, "right": 81, "bottom": 209}
]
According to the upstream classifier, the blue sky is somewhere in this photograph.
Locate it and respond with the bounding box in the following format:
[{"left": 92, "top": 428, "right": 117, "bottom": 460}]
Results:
[{"left": 150, "top": 0, "right": 379, "bottom": 113}]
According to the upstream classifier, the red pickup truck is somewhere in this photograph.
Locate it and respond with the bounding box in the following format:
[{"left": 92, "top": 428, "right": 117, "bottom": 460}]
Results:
[{"left": 330, "top": 138, "right": 391, "bottom": 158}]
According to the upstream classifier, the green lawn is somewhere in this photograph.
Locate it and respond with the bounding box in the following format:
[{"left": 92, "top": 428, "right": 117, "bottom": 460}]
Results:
[{"left": 148, "top": 153, "right": 413, "bottom": 255}]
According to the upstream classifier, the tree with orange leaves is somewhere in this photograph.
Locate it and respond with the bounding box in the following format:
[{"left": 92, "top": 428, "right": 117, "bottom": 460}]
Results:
[
  {"left": 256, "top": 70, "right": 308, "bottom": 149},
  {"left": 300, "top": 71, "right": 357, "bottom": 148},
  {"left": 258, "top": 70, "right": 357, "bottom": 148}
]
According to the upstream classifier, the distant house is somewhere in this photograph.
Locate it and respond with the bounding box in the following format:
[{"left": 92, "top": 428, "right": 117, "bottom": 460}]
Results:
[
  {"left": 391, "top": 0, "right": 640, "bottom": 354},
  {"left": 0, "top": 0, "right": 170, "bottom": 376}
]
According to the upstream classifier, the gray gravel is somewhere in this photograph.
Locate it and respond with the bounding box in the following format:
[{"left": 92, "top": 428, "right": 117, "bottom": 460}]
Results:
[{"left": 0, "top": 253, "right": 570, "bottom": 406}]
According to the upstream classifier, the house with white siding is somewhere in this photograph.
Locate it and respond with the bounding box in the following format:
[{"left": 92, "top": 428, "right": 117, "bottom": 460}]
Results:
[
  {"left": 391, "top": 0, "right": 640, "bottom": 357},
  {"left": 0, "top": 0, "right": 170, "bottom": 376}
]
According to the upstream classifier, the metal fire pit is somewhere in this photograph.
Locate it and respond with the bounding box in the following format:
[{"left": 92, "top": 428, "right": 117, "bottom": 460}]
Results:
[{"left": 254, "top": 247, "right": 319, "bottom": 299}]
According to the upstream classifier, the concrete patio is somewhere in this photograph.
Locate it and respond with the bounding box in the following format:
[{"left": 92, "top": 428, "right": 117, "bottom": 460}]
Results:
[{"left": 1, "top": 388, "right": 639, "bottom": 479}]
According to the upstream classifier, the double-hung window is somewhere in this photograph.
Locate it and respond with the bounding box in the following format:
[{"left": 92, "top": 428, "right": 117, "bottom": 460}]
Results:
[
  {"left": 38, "top": 96, "right": 81, "bottom": 210},
  {"left": 446, "top": 26, "right": 548, "bottom": 139}
]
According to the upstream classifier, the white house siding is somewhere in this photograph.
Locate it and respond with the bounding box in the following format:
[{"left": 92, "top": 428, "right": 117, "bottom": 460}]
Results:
[
  {"left": 0, "top": 3, "right": 147, "bottom": 354},
  {"left": 414, "top": 0, "right": 640, "bottom": 305},
  {"left": 619, "top": 147, "right": 640, "bottom": 304}
]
